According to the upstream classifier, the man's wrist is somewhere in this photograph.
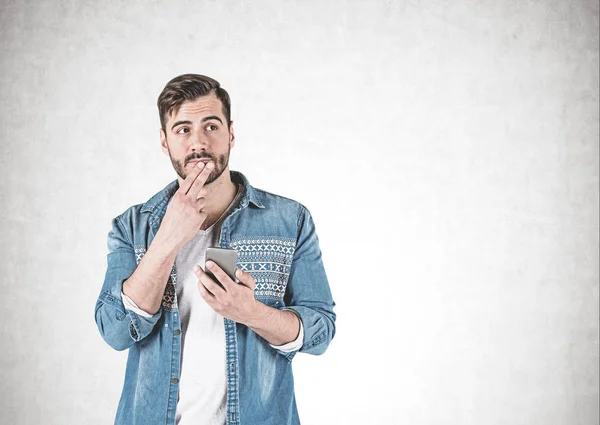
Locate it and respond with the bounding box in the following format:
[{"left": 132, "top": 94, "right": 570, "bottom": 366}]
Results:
[
  {"left": 243, "top": 299, "right": 270, "bottom": 329},
  {"left": 244, "top": 302, "right": 301, "bottom": 346},
  {"left": 149, "top": 229, "right": 181, "bottom": 259}
]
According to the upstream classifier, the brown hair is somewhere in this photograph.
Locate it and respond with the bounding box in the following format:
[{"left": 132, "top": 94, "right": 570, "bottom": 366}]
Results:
[{"left": 157, "top": 74, "right": 231, "bottom": 132}]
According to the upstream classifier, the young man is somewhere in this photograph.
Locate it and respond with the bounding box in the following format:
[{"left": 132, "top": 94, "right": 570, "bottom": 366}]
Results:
[{"left": 94, "top": 74, "right": 336, "bottom": 425}]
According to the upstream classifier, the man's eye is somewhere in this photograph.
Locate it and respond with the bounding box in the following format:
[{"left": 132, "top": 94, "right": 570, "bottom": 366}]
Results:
[
  {"left": 176, "top": 127, "right": 190, "bottom": 134},
  {"left": 206, "top": 124, "right": 218, "bottom": 131}
]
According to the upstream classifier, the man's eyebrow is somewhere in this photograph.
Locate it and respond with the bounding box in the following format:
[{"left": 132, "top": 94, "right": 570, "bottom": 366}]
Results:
[
  {"left": 201, "top": 115, "right": 223, "bottom": 124},
  {"left": 171, "top": 120, "right": 192, "bottom": 131}
]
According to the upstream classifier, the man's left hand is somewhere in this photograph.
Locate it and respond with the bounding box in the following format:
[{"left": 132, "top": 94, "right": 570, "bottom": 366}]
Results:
[{"left": 194, "top": 262, "right": 259, "bottom": 324}]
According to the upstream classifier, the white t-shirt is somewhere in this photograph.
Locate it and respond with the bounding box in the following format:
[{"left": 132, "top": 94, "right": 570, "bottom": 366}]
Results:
[{"left": 174, "top": 222, "right": 227, "bottom": 424}]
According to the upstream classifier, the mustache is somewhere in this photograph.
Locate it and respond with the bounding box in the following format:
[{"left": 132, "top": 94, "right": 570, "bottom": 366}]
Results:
[{"left": 185, "top": 153, "right": 214, "bottom": 165}]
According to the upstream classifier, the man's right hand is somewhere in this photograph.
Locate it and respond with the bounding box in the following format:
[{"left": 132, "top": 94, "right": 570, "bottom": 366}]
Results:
[
  {"left": 120, "top": 160, "right": 215, "bottom": 316},
  {"left": 155, "top": 161, "right": 215, "bottom": 251}
]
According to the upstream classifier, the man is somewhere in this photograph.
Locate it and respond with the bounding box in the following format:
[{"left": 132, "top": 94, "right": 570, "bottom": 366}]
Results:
[{"left": 94, "top": 74, "right": 336, "bottom": 425}]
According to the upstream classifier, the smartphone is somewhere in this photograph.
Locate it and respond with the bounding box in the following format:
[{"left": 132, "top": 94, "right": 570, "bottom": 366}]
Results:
[{"left": 205, "top": 247, "right": 239, "bottom": 285}]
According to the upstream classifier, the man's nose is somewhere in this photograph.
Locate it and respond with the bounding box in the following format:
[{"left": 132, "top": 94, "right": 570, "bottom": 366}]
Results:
[{"left": 190, "top": 132, "right": 208, "bottom": 150}]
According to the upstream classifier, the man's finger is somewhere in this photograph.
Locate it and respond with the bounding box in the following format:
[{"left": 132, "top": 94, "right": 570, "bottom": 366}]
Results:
[
  {"left": 187, "top": 161, "right": 214, "bottom": 198},
  {"left": 205, "top": 261, "right": 234, "bottom": 290},
  {"left": 198, "top": 279, "right": 216, "bottom": 300},
  {"left": 194, "top": 264, "right": 226, "bottom": 296},
  {"left": 235, "top": 269, "right": 255, "bottom": 290},
  {"left": 179, "top": 161, "right": 207, "bottom": 194}
]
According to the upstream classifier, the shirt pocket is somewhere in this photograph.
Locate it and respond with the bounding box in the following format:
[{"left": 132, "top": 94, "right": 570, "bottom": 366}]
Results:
[{"left": 230, "top": 237, "right": 296, "bottom": 308}]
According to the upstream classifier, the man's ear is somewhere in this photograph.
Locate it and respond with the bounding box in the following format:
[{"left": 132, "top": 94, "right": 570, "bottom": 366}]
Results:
[
  {"left": 160, "top": 128, "right": 169, "bottom": 156},
  {"left": 229, "top": 121, "right": 235, "bottom": 149}
]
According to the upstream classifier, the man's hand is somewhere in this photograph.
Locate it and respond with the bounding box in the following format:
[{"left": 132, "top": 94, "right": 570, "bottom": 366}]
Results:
[
  {"left": 154, "top": 161, "right": 214, "bottom": 252},
  {"left": 194, "top": 262, "right": 260, "bottom": 324},
  {"left": 121, "top": 161, "right": 214, "bottom": 315},
  {"left": 195, "top": 262, "right": 302, "bottom": 347}
]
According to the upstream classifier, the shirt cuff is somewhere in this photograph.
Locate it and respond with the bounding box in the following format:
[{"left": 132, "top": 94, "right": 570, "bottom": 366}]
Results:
[
  {"left": 121, "top": 291, "right": 155, "bottom": 318},
  {"left": 269, "top": 320, "right": 304, "bottom": 353}
]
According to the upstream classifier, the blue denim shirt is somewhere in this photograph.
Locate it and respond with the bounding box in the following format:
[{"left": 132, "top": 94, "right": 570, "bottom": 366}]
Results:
[{"left": 95, "top": 170, "right": 336, "bottom": 425}]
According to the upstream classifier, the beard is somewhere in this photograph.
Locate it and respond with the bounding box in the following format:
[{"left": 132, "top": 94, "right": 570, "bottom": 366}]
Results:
[{"left": 168, "top": 145, "right": 230, "bottom": 184}]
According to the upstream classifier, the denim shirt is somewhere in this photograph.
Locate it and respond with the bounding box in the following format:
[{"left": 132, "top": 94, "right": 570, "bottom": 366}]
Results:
[{"left": 94, "top": 170, "right": 336, "bottom": 425}]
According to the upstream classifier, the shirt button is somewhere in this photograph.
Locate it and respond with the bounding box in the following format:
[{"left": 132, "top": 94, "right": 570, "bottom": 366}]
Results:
[
  {"left": 174, "top": 329, "right": 181, "bottom": 335},
  {"left": 171, "top": 378, "right": 179, "bottom": 384}
]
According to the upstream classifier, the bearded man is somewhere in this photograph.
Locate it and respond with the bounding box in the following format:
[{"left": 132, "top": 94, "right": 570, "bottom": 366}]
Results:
[{"left": 94, "top": 74, "right": 336, "bottom": 425}]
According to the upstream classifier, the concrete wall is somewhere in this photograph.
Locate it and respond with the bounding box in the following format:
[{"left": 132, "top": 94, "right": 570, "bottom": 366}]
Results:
[{"left": 0, "top": 1, "right": 598, "bottom": 424}]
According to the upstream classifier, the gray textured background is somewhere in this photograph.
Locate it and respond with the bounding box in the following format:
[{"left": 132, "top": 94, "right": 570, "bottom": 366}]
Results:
[{"left": 0, "top": 1, "right": 598, "bottom": 424}]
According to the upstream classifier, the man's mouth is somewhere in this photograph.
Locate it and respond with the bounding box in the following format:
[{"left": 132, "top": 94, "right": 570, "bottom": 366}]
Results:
[{"left": 187, "top": 158, "right": 212, "bottom": 166}]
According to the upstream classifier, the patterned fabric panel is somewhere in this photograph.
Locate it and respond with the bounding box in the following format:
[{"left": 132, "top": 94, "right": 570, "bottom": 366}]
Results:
[
  {"left": 230, "top": 237, "right": 296, "bottom": 301},
  {"left": 161, "top": 279, "right": 177, "bottom": 311},
  {"left": 134, "top": 245, "right": 178, "bottom": 310}
]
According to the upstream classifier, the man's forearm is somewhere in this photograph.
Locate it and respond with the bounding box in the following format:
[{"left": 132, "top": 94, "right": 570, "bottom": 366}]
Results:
[
  {"left": 244, "top": 303, "right": 301, "bottom": 346},
  {"left": 122, "top": 231, "right": 179, "bottom": 315}
]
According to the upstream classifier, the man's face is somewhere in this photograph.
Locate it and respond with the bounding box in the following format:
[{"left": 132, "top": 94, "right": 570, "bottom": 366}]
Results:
[{"left": 160, "top": 93, "right": 234, "bottom": 184}]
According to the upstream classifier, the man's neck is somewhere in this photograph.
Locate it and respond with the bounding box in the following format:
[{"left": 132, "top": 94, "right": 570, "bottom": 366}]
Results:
[{"left": 178, "top": 168, "right": 238, "bottom": 231}]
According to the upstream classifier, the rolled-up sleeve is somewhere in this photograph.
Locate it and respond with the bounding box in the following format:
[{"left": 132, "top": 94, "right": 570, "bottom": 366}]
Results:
[
  {"left": 276, "top": 205, "right": 336, "bottom": 361},
  {"left": 94, "top": 216, "right": 162, "bottom": 351}
]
